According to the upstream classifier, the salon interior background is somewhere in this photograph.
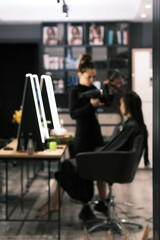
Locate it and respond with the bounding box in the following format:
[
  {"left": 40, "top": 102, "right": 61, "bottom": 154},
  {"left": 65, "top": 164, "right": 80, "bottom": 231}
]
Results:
[{"left": 0, "top": 0, "right": 152, "bottom": 144}]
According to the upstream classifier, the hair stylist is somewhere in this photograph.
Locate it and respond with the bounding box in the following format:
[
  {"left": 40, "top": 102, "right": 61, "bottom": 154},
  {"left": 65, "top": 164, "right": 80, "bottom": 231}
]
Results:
[
  {"left": 69, "top": 53, "right": 110, "bottom": 220},
  {"left": 69, "top": 53, "right": 104, "bottom": 154},
  {"left": 35, "top": 53, "right": 110, "bottom": 219}
]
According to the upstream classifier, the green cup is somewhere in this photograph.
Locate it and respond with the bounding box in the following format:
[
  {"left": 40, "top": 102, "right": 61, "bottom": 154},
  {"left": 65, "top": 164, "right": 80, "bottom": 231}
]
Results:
[{"left": 49, "top": 141, "right": 57, "bottom": 151}]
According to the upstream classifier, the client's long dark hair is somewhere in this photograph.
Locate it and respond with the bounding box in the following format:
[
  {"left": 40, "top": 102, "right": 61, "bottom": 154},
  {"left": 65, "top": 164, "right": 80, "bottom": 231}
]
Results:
[
  {"left": 123, "top": 91, "right": 145, "bottom": 128},
  {"left": 122, "top": 91, "right": 149, "bottom": 166}
]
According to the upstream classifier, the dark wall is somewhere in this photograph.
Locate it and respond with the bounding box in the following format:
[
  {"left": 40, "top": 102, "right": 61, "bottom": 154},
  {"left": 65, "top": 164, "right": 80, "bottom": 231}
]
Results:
[
  {"left": 153, "top": 0, "right": 160, "bottom": 238},
  {"left": 0, "top": 22, "right": 152, "bottom": 47},
  {"left": 0, "top": 23, "right": 41, "bottom": 42},
  {"left": 130, "top": 22, "right": 152, "bottom": 48},
  {"left": 0, "top": 43, "right": 39, "bottom": 138},
  {"left": 0, "top": 22, "right": 152, "bottom": 139}
]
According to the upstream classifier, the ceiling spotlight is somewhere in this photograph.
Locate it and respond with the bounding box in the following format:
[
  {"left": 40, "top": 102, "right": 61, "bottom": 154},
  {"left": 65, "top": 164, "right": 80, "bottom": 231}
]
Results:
[
  {"left": 145, "top": 4, "right": 151, "bottom": 9},
  {"left": 141, "top": 13, "right": 147, "bottom": 18},
  {"left": 57, "top": 0, "right": 60, "bottom": 3},
  {"left": 65, "top": 13, "right": 69, "bottom": 21},
  {"left": 62, "top": 1, "right": 68, "bottom": 17}
]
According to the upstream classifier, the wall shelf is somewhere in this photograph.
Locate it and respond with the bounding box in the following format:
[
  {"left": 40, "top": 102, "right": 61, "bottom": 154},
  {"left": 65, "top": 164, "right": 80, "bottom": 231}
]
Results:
[{"left": 40, "top": 21, "right": 131, "bottom": 109}]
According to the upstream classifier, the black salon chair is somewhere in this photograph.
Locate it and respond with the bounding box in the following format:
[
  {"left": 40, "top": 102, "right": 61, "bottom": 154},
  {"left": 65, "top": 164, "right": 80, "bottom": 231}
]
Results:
[{"left": 76, "top": 135, "right": 144, "bottom": 234}]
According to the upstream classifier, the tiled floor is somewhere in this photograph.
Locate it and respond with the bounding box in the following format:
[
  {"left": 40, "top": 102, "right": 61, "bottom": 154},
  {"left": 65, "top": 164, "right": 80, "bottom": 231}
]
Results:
[{"left": 0, "top": 162, "right": 153, "bottom": 240}]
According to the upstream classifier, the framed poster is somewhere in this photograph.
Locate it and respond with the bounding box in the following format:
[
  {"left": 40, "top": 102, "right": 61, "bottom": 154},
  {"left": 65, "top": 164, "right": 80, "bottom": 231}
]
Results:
[
  {"left": 43, "top": 26, "right": 58, "bottom": 45},
  {"left": 68, "top": 25, "right": 83, "bottom": 45},
  {"left": 89, "top": 24, "right": 104, "bottom": 45}
]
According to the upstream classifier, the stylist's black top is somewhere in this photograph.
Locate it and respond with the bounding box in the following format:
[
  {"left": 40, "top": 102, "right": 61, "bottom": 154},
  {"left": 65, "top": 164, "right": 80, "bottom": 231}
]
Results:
[{"left": 69, "top": 84, "right": 104, "bottom": 154}]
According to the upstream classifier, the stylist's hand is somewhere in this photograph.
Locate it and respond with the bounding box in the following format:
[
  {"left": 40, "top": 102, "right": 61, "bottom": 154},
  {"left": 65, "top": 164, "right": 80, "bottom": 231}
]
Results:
[
  {"left": 103, "top": 79, "right": 110, "bottom": 85},
  {"left": 103, "top": 79, "right": 115, "bottom": 95},
  {"left": 90, "top": 98, "right": 102, "bottom": 107}
]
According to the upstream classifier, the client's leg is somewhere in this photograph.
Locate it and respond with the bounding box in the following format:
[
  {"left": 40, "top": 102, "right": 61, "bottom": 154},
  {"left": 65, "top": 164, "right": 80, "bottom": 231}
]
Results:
[
  {"left": 36, "top": 183, "right": 64, "bottom": 218},
  {"left": 94, "top": 181, "right": 108, "bottom": 215},
  {"left": 96, "top": 181, "right": 107, "bottom": 201}
]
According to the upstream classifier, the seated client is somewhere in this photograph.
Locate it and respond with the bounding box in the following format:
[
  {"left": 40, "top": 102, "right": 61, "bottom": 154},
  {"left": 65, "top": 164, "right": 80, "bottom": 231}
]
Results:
[{"left": 36, "top": 91, "right": 149, "bottom": 220}]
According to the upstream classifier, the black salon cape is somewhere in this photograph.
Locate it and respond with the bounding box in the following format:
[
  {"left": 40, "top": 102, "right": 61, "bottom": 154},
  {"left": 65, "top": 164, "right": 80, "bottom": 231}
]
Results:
[
  {"left": 55, "top": 117, "right": 142, "bottom": 203},
  {"left": 99, "top": 117, "right": 140, "bottom": 151}
]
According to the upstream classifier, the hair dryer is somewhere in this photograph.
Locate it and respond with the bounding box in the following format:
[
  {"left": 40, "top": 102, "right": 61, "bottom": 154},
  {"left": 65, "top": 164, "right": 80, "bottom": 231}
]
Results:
[
  {"left": 108, "top": 69, "right": 124, "bottom": 92},
  {"left": 79, "top": 89, "right": 103, "bottom": 99},
  {"left": 108, "top": 69, "right": 120, "bottom": 81}
]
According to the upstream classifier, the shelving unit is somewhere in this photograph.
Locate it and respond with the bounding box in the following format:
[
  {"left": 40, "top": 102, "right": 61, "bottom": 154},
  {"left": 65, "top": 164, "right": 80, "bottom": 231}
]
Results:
[{"left": 40, "top": 21, "right": 130, "bottom": 110}]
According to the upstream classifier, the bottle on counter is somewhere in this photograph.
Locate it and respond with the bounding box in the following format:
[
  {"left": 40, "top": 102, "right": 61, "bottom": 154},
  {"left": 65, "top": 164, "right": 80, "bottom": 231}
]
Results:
[
  {"left": 27, "top": 132, "right": 34, "bottom": 155},
  {"left": 19, "top": 132, "right": 25, "bottom": 152},
  {"left": 58, "top": 79, "right": 64, "bottom": 93}
]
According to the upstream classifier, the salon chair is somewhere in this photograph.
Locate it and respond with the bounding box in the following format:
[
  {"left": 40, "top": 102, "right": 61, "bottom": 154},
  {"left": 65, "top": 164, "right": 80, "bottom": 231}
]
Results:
[{"left": 76, "top": 134, "right": 144, "bottom": 234}]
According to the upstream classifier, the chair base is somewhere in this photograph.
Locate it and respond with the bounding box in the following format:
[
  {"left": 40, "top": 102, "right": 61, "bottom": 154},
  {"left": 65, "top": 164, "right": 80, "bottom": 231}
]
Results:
[
  {"left": 85, "top": 217, "right": 143, "bottom": 234},
  {"left": 86, "top": 185, "right": 143, "bottom": 234}
]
